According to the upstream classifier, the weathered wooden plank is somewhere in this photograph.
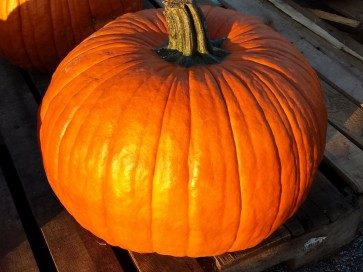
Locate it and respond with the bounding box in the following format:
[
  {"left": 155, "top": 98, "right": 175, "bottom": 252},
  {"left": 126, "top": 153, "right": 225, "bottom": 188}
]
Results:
[
  {"left": 130, "top": 253, "right": 205, "bottom": 272},
  {"left": 221, "top": 0, "right": 363, "bottom": 106},
  {"left": 322, "top": 0, "right": 363, "bottom": 22},
  {"left": 213, "top": 175, "right": 361, "bottom": 271},
  {"left": 284, "top": 215, "right": 305, "bottom": 237},
  {"left": 322, "top": 80, "right": 363, "bottom": 149},
  {"left": 308, "top": 172, "right": 354, "bottom": 222},
  {"left": 214, "top": 226, "right": 291, "bottom": 270},
  {"left": 324, "top": 124, "right": 363, "bottom": 194},
  {"left": 0, "top": 57, "right": 124, "bottom": 272},
  {"left": 267, "top": 0, "right": 363, "bottom": 61},
  {"left": 0, "top": 158, "right": 39, "bottom": 272}
]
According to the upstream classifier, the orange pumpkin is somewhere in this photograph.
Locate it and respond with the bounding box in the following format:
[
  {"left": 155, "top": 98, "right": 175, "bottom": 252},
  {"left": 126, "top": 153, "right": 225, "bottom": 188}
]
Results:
[
  {"left": 38, "top": 1, "right": 327, "bottom": 257},
  {"left": 0, "top": 0, "right": 142, "bottom": 72}
]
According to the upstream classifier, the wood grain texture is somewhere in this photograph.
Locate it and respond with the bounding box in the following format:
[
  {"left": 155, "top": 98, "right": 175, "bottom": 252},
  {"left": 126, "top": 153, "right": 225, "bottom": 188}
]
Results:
[
  {"left": 0, "top": 164, "right": 39, "bottom": 272},
  {"left": 214, "top": 226, "right": 291, "bottom": 270},
  {"left": 267, "top": 0, "right": 363, "bottom": 61},
  {"left": 0, "top": 57, "right": 124, "bottom": 272},
  {"left": 130, "top": 253, "right": 204, "bottom": 272},
  {"left": 322, "top": 0, "right": 363, "bottom": 21},
  {"left": 213, "top": 174, "right": 361, "bottom": 271},
  {"left": 221, "top": 0, "right": 363, "bottom": 106},
  {"left": 324, "top": 124, "right": 363, "bottom": 194},
  {"left": 322, "top": 80, "right": 363, "bottom": 150}
]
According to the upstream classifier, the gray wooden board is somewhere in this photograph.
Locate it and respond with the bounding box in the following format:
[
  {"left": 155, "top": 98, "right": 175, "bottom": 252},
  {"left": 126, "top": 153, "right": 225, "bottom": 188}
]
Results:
[
  {"left": 0, "top": 57, "right": 124, "bottom": 272},
  {"left": 0, "top": 165, "right": 39, "bottom": 272},
  {"left": 130, "top": 253, "right": 205, "bottom": 272},
  {"left": 322, "top": 0, "right": 363, "bottom": 21},
  {"left": 267, "top": 0, "right": 363, "bottom": 60},
  {"left": 324, "top": 124, "right": 363, "bottom": 194},
  {"left": 214, "top": 226, "right": 291, "bottom": 270},
  {"left": 221, "top": 0, "right": 363, "bottom": 106},
  {"left": 213, "top": 176, "right": 361, "bottom": 271},
  {"left": 322, "top": 80, "right": 363, "bottom": 150},
  {"left": 308, "top": 171, "right": 354, "bottom": 222},
  {"left": 283, "top": 215, "right": 305, "bottom": 237}
]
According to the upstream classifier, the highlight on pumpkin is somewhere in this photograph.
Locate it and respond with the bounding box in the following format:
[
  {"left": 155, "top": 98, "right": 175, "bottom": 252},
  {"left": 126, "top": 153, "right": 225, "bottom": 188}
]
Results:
[
  {"left": 0, "top": 0, "right": 142, "bottom": 72},
  {"left": 38, "top": 0, "right": 328, "bottom": 257}
]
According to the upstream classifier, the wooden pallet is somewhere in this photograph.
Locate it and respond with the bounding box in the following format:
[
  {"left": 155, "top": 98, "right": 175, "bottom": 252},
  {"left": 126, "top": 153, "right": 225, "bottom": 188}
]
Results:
[{"left": 1, "top": 0, "right": 362, "bottom": 271}]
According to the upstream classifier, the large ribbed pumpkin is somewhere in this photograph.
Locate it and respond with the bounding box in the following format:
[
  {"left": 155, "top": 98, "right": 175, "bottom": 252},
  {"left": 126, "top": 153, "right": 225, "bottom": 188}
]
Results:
[
  {"left": 38, "top": 1, "right": 327, "bottom": 257},
  {"left": 0, "top": 0, "right": 142, "bottom": 72}
]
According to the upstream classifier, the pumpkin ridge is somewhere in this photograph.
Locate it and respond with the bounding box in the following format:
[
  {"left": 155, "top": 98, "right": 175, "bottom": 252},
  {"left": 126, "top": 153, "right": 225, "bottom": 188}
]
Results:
[
  {"left": 17, "top": 4, "right": 44, "bottom": 70},
  {"left": 227, "top": 56, "right": 324, "bottom": 171},
  {"left": 65, "top": 0, "right": 80, "bottom": 51},
  {"left": 42, "top": 54, "right": 150, "bottom": 196},
  {"left": 99, "top": 63, "right": 174, "bottom": 249},
  {"left": 204, "top": 65, "right": 243, "bottom": 252},
  {"left": 236, "top": 69, "right": 286, "bottom": 237},
  {"left": 48, "top": 1, "right": 62, "bottom": 64},
  {"left": 51, "top": 68, "right": 117, "bottom": 206},
  {"left": 209, "top": 65, "right": 256, "bottom": 250},
  {"left": 248, "top": 69, "right": 300, "bottom": 229},
  {"left": 84, "top": 0, "right": 96, "bottom": 32},
  {"left": 217, "top": 64, "right": 282, "bottom": 248},
  {"left": 41, "top": 54, "right": 131, "bottom": 148},
  {"left": 149, "top": 68, "right": 181, "bottom": 253},
  {"left": 248, "top": 64, "right": 323, "bottom": 216}
]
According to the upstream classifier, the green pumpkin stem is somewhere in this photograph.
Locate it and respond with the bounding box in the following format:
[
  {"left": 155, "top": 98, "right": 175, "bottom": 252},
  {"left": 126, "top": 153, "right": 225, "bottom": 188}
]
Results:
[{"left": 155, "top": 0, "right": 229, "bottom": 67}]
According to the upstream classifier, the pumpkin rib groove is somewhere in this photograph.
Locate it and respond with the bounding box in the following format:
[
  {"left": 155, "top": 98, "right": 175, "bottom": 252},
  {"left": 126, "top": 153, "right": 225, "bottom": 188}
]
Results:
[
  {"left": 220, "top": 64, "right": 282, "bottom": 248},
  {"left": 236, "top": 56, "right": 325, "bottom": 175},
  {"left": 48, "top": 1, "right": 62, "bottom": 64},
  {"left": 99, "top": 63, "right": 173, "bottom": 249},
  {"left": 241, "top": 75, "right": 283, "bottom": 243},
  {"left": 241, "top": 70, "right": 285, "bottom": 237},
  {"left": 200, "top": 65, "right": 252, "bottom": 249},
  {"left": 64, "top": 0, "right": 78, "bottom": 47},
  {"left": 248, "top": 60, "right": 324, "bottom": 185},
  {"left": 84, "top": 0, "right": 96, "bottom": 32},
  {"left": 42, "top": 52, "right": 148, "bottom": 119},
  {"left": 203, "top": 65, "right": 242, "bottom": 252},
  {"left": 17, "top": 3, "right": 43, "bottom": 70},
  {"left": 151, "top": 70, "right": 186, "bottom": 254},
  {"left": 248, "top": 69, "right": 302, "bottom": 229},
  {"left": 43, "top": 56, "right": 149, "bottom": 196},
  {"left": 250, "top": 62, "right": 324, "bottom": 214},
  {"left": 53, "top": 71, "right": 114, "bottom": 208},
  {"left": 60, "top": 84, "right": 109, "bottom": 220},
  {"left": 213, "top": 67, "right": 257, "bottom": 250}
]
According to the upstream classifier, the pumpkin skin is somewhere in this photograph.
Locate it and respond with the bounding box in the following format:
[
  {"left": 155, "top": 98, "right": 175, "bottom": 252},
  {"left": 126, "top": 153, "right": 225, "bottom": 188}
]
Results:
[
  {"left": 38, "top": 6, "right": 327, "bottom": 257},
  {"left": 0, "top": 0, "right": 142, "bottom": 72}
]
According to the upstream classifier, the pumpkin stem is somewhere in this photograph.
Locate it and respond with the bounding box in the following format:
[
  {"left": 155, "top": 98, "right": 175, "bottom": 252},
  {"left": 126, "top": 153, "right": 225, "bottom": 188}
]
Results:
[{"left": 155, "top": 0, "right": 229, "bottom": 67}]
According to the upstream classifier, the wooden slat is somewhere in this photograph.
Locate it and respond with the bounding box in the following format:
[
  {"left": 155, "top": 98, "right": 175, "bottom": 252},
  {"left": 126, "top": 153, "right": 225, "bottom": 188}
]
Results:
[
  {"left": 221, "top": 0, "right": 363, "bottom": 106},
  {"left": 0, "top": 57, "right": 124, "bottom": 272},
  {"left": 284, "top": 215, "right": 305, "bottom": 237},
  {"left": 267, "top": 0, "right": 363, "bottom": 61},
  {"left": 213, "top": 173, "right": 361, "bottom": 271},
  {"left": 322, "top": 80, "right": 363, "bottom": 150},
  {"left": 322, "top": 0, "right": 363, "bottom": 22},
  {"left": 308, "top": 172, "right": 354, "bottom": 222},
  {"left": 0, "top": 160, "right": 39, "bottom": 272},
  {"left": 324, "top": 124, "right": 363, "bottom": 194},
  {"left": 214, "top": 226, "right": 291, "bottom": 270},
  {"left": 130, "top": 253, "right": 204, "bottom": 272}
]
